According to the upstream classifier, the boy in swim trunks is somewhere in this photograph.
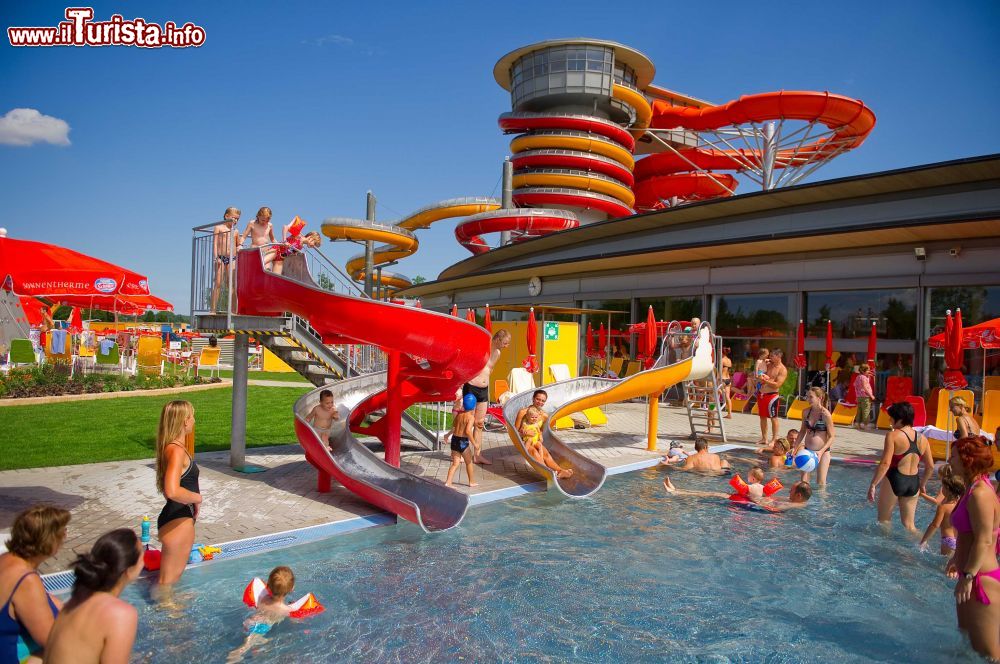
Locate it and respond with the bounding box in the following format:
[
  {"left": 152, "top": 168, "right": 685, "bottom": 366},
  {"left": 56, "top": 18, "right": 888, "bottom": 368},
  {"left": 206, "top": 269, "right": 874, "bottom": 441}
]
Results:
[
  {"left": 227, "top": 566, "right": 296, "bottom": 663},
  {"left": 306, "top": 389, "right": 339, "bottom": 445},
  {"left": 211, "top": 207, "right": 240, "bottom": 312},
  {"left": 445, "top": 398, "right": 478, "bottom": 488},
  {"left": 518, "top": 406, "right": 574, "bottom": 479}
]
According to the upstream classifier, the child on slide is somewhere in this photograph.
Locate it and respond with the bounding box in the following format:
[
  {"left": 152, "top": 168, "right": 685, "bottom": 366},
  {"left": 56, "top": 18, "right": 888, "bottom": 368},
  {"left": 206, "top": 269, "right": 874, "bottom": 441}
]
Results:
[
  {"left": 227, "top": 566, "right": 297, "bottom": 663},
  {"left": 519, "top": 406, "right": 574, "bottom": 479},
  {"left": 306, "top": 389, "right": 339, "bottom": 445}
]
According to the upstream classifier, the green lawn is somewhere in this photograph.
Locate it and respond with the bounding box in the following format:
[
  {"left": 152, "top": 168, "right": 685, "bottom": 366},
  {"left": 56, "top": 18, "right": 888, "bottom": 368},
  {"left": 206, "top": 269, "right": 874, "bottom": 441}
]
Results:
[
  {"left": 163, "top": 364, "right": 307, "bottom": 383},
  {"left": 0, "top": 386, "right": 309, "bottom": 470}
]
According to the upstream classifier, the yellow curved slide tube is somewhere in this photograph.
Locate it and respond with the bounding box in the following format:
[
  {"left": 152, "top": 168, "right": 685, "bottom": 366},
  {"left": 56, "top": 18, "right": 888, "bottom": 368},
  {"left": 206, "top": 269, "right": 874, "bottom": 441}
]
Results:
[
  {"left": 399, "top": 201, "right": 499, "bottom": 231},
  {"left": 510, "top": 134, "right": 635, "bottom": 170},
  {"left": 549, "top": 357, "right": 693, "bottom": 424},
  {"left": 612, "top": 84, "right": 652, "bottom": 139},
  {"left": 512, "top": 172, "right": 636, "bottom": 208}
]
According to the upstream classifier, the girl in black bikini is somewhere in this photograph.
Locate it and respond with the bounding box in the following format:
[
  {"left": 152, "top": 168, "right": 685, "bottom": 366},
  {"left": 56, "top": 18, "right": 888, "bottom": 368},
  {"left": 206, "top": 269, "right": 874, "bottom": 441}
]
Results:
[
  {"left": 154, "top": 400, "right": 201, "bottom": 593},
  {"left": 867, "top": 401, "right": 935, "bottom": 531},
  {"left": 795, "top": 387, "right": 835, "bottom": 486},
  {"left": 950, "top": 396, "right": 981, "bottom": 440}
]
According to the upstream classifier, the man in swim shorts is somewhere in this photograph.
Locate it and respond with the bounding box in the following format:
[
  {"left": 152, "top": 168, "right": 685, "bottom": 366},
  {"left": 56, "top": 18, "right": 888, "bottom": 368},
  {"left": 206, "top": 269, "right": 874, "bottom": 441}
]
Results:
[
  {"left": 757, "top": 348, "right": 787, "bottom": 446},
  {"left": 463, "top": 329, "right": 511, "bottom": 465},
  {"left": 660, "top": 438, "right": 731, "bottom": 473},
  {"left": 211, "top": 207, "right": 240, "bottom": 312}
]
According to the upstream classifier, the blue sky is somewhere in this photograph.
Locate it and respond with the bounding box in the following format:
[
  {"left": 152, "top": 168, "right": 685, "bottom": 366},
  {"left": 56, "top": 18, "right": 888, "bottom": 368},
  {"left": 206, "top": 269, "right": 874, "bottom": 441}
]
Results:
[{"left": 2, "top": 0, "right": 998, "bottom": 313}]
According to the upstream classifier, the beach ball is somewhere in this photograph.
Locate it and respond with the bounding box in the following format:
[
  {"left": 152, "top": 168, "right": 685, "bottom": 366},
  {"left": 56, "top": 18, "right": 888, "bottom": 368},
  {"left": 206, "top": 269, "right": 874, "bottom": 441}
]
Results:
[
  {"left": 462, "top": 393, "right": 478, "bottom": 411},
  {"left": 794, "top": 449, "right": 819, "bottom": 472}
]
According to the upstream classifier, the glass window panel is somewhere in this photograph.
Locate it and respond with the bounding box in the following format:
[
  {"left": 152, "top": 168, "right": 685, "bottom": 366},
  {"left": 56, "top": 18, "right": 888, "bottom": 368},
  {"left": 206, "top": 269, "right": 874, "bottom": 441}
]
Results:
[
  {"left": 587, "top": 60, "right": 604, "bottom": 72},
  {"left": 551, "top": 58, "right": 565, "bottom": 72},
  {"left": 715, "top": 293, "right": 793, "bottom": 337},
  {"left": 805, "top": 289, "right": 917, "bottom": 339},
  {"left": 929, "top": 286, "right": 1000, "bottom": 333}
]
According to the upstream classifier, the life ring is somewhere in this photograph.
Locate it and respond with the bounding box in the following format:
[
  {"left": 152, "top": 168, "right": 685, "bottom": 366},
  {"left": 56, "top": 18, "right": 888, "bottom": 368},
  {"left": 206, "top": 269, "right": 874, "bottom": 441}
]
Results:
[{"left": 242, "top": 577, "right": 325, "bottom": 619}]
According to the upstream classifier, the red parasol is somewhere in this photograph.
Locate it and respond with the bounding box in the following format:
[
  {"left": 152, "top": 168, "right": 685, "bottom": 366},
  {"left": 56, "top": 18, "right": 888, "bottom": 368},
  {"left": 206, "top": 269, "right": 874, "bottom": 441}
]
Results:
[
  {"left": 414, "top": 300, "right": 422, "bottom": 309},
  {"left": 484, "top": 304, "right": 493, "bottom": 334},
  {"left": 16, "top": 296, "right": 45, "bottom": 326},
  {"left": 586, "top": 322, "right": 595, "bottom": 358},
  {"left": 866, "top": 321, "right": 878, "bottom": 369},
  {"left": 465, "top": 308, "right": 476, "bottom": 323},
  {"left": 523, "top": 307, "right": 538, "bottom": 373},
  {"left": 644, "top": 306, "right": 657, "bottom": 368},
  {"left": 794, "top": 320, "right": 806, "bottom": 369},
  {"left": 450, "top": 304, "right": 459, "bottom": 317},
  {"left": 824, "top": 320, "right": 833, "bottom": 371},
  {"left": 944, "top": 308, "right": 967, "bottom": 389},
  {"left": 0, "top": 236, "right": 150, "bottom": 298},
  {"left": 598, "top": 322, "right": 607, "bottom": 359},
  {"left": 929, "top": 317, "right": 1000, "bottom": 350}
]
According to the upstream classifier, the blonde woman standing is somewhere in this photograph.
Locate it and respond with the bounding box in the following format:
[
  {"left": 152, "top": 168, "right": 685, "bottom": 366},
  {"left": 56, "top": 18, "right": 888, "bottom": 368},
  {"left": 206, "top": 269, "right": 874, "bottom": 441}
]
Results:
[{"left": 155, "top": 400, "right": 201, "bottom": 591}]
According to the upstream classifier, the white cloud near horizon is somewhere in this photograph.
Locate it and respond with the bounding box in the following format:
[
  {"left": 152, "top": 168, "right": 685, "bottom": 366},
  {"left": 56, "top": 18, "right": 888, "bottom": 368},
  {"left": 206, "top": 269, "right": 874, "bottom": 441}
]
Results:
[
  {"left": 305, "top": 33, "right": 354, "bottom": 47},
  {"left": 0, "top": 108, "right": 71, "bottom": 147}
]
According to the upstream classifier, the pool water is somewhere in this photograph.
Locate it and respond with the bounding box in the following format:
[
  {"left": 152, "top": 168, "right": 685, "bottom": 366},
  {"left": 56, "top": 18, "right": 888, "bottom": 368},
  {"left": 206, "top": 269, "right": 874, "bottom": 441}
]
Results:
[{"left": 128, "top": 457, "right": 975, "bottom": 662}]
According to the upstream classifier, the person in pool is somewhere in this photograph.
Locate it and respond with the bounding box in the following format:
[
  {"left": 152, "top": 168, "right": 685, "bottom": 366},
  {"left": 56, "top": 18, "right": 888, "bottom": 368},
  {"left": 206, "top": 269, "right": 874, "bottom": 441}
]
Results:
[
  {"left": 0, "top": 505, "right": 70, "bottom": 663},
  {"left": 227, "top": 566, "right": 297, "bottom": 663},
  {"left": 660, "top": 438, "right": 731, "bottom": 473},
  {"left": 794, "top": 387, "right": 835, "bottom": 486},
  {"left": 518, "top": 406, "right": 573, "bottom": 479},
  {"left": 43, "top": 528, "right": 143, "bottom": 664},
  {"left": 949, "top": 435, "right": 1000, "bottom": 660},
  {"left": 662, "top": 476, "right": 812, "bottom": 512},
  {"left": 918, "top": 463, "right": 965, "bottom": 561},
  {"left": 155, "top": 400, "right": 201, "bottom": 596},
  {"left": 764, "top": 438, "right": 790, "bottom": 469},
  {"left": 867, "top": 401, "right": 934, "bottom": 531},
  {"left": 444, "top": 395, "right": 478, "bottom": 488}
]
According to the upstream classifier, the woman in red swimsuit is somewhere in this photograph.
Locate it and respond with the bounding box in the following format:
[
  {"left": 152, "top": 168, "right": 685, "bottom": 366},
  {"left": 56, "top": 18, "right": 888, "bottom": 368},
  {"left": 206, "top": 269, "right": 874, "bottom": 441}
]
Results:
[{"left": 950, "top": 434, "right": 1000, "bottom": 660}]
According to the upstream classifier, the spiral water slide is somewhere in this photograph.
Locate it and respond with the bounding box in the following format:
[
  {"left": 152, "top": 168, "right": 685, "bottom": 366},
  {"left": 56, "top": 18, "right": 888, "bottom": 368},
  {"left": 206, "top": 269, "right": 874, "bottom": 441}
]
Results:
[
  {"left": 633, "top": 91, "right": 876, "bottom": 208},
  {"left": 236, "top": 249, "right": 490, "bottom": 531},
  {"left": 501, "top": 323, "right": 716, "bottom": 497}
]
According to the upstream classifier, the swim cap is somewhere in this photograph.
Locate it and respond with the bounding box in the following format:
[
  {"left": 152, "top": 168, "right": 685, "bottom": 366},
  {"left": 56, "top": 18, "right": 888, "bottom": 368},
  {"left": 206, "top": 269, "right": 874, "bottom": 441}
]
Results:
[{"left": 462, "top": 393, "right": 478, "bottom": 411}]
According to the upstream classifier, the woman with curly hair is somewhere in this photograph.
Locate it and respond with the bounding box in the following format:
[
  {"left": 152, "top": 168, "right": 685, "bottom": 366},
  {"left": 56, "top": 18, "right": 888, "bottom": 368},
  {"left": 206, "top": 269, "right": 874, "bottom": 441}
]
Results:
[{"left": 949, "top": 434, "right": 1000, "bottom": 660}]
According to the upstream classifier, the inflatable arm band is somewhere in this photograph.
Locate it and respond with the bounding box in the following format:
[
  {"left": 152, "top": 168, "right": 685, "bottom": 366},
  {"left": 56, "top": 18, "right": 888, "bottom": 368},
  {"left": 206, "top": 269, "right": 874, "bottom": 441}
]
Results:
[{"left": 243, "top": 577, "right": 325, "bottom": 619}]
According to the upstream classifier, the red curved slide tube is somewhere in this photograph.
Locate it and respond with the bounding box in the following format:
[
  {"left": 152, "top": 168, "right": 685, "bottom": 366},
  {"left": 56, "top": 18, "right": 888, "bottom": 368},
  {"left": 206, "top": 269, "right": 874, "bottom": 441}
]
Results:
[
  {"left": 512, "top": 150, "right": 634, "bottom": 187},
  {"left": 455, "top": 210, "right": 579, "bottom": 255},
  {"left": 499, "top": 112, "right": 635, "bottom": 152}
]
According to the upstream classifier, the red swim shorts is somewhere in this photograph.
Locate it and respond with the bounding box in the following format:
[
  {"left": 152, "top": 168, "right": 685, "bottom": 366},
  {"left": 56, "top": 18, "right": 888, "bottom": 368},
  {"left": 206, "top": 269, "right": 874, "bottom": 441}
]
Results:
[{"left": 758, "top": 392, "right": 780, "bottom": 419}]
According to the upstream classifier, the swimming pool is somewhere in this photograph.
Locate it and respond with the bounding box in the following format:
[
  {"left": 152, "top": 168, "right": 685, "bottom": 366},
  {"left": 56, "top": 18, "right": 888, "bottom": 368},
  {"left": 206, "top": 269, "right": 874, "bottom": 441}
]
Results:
[{"left": 128, "top": 457, "right": 973, "bottom": 662}]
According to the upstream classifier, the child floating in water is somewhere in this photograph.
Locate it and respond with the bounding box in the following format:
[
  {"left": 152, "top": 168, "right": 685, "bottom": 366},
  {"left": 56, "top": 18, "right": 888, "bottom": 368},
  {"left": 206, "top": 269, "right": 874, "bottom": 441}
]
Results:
[
  {"left": 764, "top": 438, "right": 790, "bottom": 469},
  {"left": 746, "top": 466, "right": 767, "bottom": 501},
  {"left": 919, "top": 464, "right": 966, "bottom": 562},
  {"left": 445, "top": 395, "right": 478, "bottom": 488},
  {"left": 519, "top": 406, "right": 574, "bottom": 479},
  {"left": 227, "top": 566, "right": 297, "bottom": 663},
  {"left": 306, "top": 389, "right": 339, "bottom": 445}
]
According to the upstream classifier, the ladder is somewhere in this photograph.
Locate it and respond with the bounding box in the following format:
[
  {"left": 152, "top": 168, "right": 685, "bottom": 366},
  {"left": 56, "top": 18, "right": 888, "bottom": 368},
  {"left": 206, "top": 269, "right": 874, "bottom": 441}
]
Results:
[
  {"left": 258, "top": 316, "right": 438, "bottom": 450},
  {"left": 682, "top": 371, "right": 728, "bottom": 443}
]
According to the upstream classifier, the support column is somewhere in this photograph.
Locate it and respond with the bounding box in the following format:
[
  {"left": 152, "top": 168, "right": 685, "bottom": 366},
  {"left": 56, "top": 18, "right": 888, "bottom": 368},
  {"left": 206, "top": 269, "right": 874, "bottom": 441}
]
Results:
[
  {"left": 230, "top": 333, "right": 265, "bottom": 473},
  {"left": 364, "top": 191, "right": 376, "bottom": 297},
  {"left": 762, "top": 122, "right": 777, "bottom": 191},
  {"left": 384, "top": 351, "right": 403, "bottom": 467},
  {"left": 647, "top": 390, "right": 663, "bottom": 451},
  {"left": 500, "top": 158, "right": 513, "bottom": 246}
]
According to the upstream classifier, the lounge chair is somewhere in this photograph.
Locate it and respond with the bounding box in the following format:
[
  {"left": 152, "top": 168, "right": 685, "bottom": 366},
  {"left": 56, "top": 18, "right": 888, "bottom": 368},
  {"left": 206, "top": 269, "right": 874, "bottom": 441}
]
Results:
[
  {"left": 197, "top": 346, "right": 222, "bottom": 378},
  {"left": 7, "top": 338, "right": 38, "bottom": 369},
  {"left": 934, "top": 388, "right": 975, "bottom": 430},
  {"left": 785, "top": 398, "right": 810, "bottom": 421}
]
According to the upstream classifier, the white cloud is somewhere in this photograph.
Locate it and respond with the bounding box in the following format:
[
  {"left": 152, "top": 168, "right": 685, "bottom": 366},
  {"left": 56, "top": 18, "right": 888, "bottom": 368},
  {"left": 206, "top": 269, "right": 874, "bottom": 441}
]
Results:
[
  {"left": 0, "top": 108, "right": 71, "bottom": 147},
  {"left": 306, "top": 34, "right": 353, "bottom": 47}
]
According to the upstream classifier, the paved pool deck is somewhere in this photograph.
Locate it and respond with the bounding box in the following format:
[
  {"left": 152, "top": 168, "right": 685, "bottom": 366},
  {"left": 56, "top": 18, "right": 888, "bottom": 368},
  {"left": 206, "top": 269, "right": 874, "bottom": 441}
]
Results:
[{"left": 0, "top": 403, "right": 886, "bottom": 573}]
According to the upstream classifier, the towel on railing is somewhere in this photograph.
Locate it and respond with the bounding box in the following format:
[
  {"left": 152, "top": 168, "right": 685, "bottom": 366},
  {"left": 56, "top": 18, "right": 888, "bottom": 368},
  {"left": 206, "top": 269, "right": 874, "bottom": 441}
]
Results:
[{"left": 99, "top": 338, "right": 115, "bottom": 356}]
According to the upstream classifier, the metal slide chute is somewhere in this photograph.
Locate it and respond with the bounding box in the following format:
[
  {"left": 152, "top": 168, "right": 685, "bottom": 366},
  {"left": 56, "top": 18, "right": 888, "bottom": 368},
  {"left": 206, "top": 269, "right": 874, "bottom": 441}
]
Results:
[
  {"left": 502, "top": 323, "right": 716, "bottom": 497},
  {"left": 237, "top": 249, "right": 488, "bottom": 532}
]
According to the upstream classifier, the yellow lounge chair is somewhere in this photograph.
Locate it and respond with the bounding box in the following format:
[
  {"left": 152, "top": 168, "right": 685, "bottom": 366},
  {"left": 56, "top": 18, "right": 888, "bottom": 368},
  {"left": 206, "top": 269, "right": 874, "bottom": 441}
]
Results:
[
  {"left": 785, "top": 398, "right": 810, "bottom": 421},
  {"left": 982, "top": 391, "right": 1000, "bottom": 438},
  {"left": 136, "top": 336, "right": 163, "bottom": 376},
  {"left": 607, "top": 357, "right": 624, "bottom": 378},
  {"left": 548, "top": 364, "right": 606, "bottom": 428},
  {"left": 620, "top": 360, "right": 641, "bottom": 378},
  {"left": 831, "top": 401, "right": 859, "bottom": 426},
  {"left": 197, "top": 346, "right": 222, "bottom": 378}
]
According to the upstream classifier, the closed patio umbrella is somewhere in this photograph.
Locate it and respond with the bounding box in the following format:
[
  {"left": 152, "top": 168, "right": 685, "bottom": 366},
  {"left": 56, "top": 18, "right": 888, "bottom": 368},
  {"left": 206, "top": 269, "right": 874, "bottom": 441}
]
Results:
[
  {"left": 523, "top": 307, "right": 538, "bottom": 373},
  {"left": 644, "top": 306, "right": 657, "bottom": 368},
  {"left": 598, "top": 322, "right": 607, "bottom": 360},
  {"left": 484, "top": 304, "right": 492, "bottom": 334},
  {"left": 866, "top": 321, "right": 878, "bottom": 370}
]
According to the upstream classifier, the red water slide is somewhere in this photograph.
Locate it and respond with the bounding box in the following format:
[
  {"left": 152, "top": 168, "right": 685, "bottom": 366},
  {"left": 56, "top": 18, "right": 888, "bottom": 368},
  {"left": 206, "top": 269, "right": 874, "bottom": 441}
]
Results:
[
  {"left": 634, "top": 91, "right": 876, "bottom": 208},
  {"left": 236, "top": 250, "right": 490, "bottom": 531},
  {"left": 455, "top": 208, "right": 579, "bottom": 255}
]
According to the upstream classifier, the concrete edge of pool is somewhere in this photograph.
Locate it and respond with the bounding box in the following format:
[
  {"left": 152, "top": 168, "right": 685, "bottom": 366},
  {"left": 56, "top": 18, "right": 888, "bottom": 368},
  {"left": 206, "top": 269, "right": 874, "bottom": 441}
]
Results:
[{"left": 41, "top": 443, "right": 869, "bottom": 594}]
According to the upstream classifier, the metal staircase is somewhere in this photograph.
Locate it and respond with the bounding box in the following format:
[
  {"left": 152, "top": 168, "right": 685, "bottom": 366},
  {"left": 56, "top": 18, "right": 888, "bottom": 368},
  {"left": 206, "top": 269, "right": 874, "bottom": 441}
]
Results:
[
  {"left": 259, "top": 315, "right": 438, "bottom": 450},
  {"left": 682, "top": 372, "right": 728, "bottom": 443}
]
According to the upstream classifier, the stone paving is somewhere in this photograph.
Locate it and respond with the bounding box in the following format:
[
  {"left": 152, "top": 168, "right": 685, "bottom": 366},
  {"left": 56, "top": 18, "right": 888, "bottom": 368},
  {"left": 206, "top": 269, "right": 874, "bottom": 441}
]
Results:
[{"left": 0, "top": 400, "right": 885, "bottom": 573}]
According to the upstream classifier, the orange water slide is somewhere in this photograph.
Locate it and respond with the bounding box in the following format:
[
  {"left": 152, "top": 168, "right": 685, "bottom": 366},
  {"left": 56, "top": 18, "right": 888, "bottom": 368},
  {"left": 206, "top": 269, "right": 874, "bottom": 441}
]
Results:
[{"left": 634, "top": 91, "right": 876, "bottom": 208}]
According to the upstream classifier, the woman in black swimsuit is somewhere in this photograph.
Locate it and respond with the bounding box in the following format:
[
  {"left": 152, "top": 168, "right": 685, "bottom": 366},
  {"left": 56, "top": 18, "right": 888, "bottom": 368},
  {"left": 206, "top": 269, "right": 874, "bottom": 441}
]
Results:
[
  {"left": 155, "top": 400, "right": 201, "bottom": 591},
  {"left": 796, "top": 387, "right": 835, "bottom": 486},
  {"left": 867, "top": 401, "right": 934, "bottom": 531}
]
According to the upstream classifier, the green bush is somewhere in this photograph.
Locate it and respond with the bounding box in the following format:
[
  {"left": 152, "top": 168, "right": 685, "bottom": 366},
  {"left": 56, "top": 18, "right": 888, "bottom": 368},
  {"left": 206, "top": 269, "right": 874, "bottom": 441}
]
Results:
[{"left": 0, "top": 366, "right": 218, "bottom": 399}]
